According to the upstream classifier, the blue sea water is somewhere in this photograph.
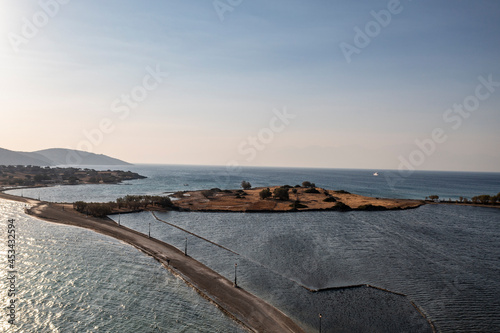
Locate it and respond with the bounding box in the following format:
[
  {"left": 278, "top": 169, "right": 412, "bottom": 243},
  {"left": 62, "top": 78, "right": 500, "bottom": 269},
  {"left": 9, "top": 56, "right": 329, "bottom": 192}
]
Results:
[
  {"left": 2, "top": 165, "right": 500, "bottom": 332},
  {"left": 0, "top": 200, "right": 246, "bottom": 333},
  {"left": 6, "top": 165, "right": 500, "bottom": 203}
]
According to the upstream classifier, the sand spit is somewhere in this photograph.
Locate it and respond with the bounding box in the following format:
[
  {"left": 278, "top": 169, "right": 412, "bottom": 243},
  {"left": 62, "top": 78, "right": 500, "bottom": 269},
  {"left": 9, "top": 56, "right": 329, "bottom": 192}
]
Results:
[{"left": 0, "top": 192, "right": 304, "bottom": 333}]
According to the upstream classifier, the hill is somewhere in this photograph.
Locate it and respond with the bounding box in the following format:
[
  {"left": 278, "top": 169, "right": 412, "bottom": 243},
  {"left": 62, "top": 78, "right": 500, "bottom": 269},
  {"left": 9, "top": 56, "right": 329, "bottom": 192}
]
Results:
[
  {"left": 0, "top": 148, "right": 53, "bottom": 166},
  {"left": 0, "top": 148, "right": 131, "bottom": 166},
  {"left": 34, "top": 148, "right": 131, "bottom": 166}
]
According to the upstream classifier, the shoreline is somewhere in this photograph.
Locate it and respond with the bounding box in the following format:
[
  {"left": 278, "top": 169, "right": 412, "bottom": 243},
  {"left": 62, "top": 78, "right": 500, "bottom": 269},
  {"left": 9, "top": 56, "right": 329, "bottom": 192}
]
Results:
[
  {"left": 172, "top": 186, "right": 426, "bottom": 212},
  {"left": 0, "top": 192, "right": 305, "bottom": 333},
  {"left": 5, "top": 184, "right": 498, "bottom": 211}
]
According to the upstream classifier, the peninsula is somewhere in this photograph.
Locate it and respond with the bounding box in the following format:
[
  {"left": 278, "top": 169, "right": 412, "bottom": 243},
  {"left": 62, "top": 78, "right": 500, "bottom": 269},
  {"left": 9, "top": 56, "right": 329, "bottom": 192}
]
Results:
[
  {"left": 0, "top": 191, "right": 305, "bottom": 333},
  {"left": 172, "top": 185, "right": 425, "bottom": 212},
  {"left": 0, "top": 165, "right": 145, "bottom": 187}
]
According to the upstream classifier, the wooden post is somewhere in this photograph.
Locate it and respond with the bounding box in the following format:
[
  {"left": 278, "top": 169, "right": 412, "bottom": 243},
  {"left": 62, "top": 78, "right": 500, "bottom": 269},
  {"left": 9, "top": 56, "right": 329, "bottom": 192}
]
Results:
[{"left": 234, "top": 263, "right": 238, "bottom": 287}]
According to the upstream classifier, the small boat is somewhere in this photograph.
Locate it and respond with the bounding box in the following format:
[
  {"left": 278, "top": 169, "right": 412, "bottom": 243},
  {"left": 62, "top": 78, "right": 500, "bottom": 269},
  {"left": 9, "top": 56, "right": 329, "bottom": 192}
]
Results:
[
  {"left": 373, "top": 172, "right": 379, "bottom": 176},
  {"left": 183, "top": 184, "right": 189, "bottom": 186}
]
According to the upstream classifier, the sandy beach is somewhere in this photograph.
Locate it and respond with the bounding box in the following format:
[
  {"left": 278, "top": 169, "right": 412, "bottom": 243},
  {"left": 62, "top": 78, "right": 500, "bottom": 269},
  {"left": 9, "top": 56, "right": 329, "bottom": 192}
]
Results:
[{"left": 0, "top": 192, "right": 304, "bottom": 333}]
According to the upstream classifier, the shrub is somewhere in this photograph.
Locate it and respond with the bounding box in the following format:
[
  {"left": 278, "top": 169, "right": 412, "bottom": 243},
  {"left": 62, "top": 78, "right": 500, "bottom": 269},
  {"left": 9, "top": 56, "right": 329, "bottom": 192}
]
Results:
[
  {"left": 74, "top": 201, "right": 87, "bottom": 213},
  {"left": 472, "top": 195, "right": 491, "bottom": 205},
  {"left": 259, "top": 188, "right": 272, "bottom": 199},
  {"left": 357, "top": 204, "right": 387, "bottom": 211},
  {"left": 428, "top": 195, "right": 439, "bottom": 201},
  {"left": 73, "top": 202, "right": 112, "bottom": 217},
  {"left": 273, "top": 187, "right": 289, "bottom": 201},
  {"left": 241, "top": 181, "right": 252, "bottom": 190},
  {"left": 330, "top": 202, "right": 352, "bottom": 212},
  {"left": 323, "top": 196, "right": 337, "bottom": 202},
  {"left": 334, "top": 190, "right": 350, "bottom": 194},
  {"left": 87, "top": 203, "right": 112, "bottom": 217},
  {"left": 304, "top": 188, "right": 320, "bottom": 194}
]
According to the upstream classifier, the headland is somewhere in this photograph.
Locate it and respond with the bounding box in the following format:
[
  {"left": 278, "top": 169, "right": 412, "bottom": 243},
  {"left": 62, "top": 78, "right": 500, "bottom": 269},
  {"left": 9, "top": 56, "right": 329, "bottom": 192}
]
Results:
[{"left": 172, "top": 185, "right": 425, "bottom": 212}]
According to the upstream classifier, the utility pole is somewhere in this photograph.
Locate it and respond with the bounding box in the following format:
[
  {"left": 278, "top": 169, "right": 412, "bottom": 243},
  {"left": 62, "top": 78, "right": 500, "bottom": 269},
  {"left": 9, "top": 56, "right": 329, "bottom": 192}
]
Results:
[
  {"left": 234, "top": 263, "right": 238, "bottom": 287},
  {"left": 319, "top": 313, "right": 322, "bottom": 333},
  {"left": 148, "top": 222, "right": 151, "bottom": 238},
  {"left": 184, "top": 237, "right": 188, "bottom": 256}
]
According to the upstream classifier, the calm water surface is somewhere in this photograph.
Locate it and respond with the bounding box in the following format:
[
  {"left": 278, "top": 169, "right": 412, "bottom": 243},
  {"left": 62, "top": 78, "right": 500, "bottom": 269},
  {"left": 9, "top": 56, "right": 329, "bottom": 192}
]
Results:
[
  {"left": 0, "top": 200, "right": 245, "bottom": 332},
  {"left": 3, "top": 165, "right": 500, "bottom": 332}
]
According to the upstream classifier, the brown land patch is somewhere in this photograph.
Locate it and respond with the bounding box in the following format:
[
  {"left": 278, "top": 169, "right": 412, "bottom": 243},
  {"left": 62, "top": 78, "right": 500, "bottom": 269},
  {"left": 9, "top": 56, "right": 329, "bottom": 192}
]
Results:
[{"left": 172, "top": 186, "right": 425, "bottom": 212}]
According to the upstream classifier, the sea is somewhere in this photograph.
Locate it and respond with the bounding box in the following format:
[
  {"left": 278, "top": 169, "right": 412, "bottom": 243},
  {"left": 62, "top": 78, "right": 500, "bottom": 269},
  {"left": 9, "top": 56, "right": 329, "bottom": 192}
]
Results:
[{"left": 1, "top": 165, "right": 500, "bottom": 332}]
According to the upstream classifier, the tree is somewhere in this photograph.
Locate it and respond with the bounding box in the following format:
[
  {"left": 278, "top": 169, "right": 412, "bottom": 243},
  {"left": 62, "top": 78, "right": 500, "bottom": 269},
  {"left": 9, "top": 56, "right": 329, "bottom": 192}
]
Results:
[
  {"left": 273, "top": 187, "right": 289, "bottom": 201},
  {"left": 74, "top": 201, "right": 87, "bottom": 213},
  {"left": 428, "top": 195, "right": 439, "bottom": 202},
  {"left": 477, "top": 195, "right": 491, "bottom": 205},
  {"left": 302, "top": 181, "right": 312, "bottom": 188},
  {"left": 259, "top": 188, "right": 272, "bottom": 199},
  {"left": 241, "top": 181, "right": 252, "bottom": 190}
]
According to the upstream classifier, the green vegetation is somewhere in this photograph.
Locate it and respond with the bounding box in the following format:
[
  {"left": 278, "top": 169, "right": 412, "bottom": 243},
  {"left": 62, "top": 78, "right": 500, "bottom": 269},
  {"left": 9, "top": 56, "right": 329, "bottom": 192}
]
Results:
[
  {"left": 259, "top": 188, "right": 272, "bottom": 199},
  {"left": 74, "top": 201, "right": 114, "bottom": 218},
  {"left": 74, "top": 195, "right": 174, "bottom": 218},
  {"left": 273, "top": 187, "right": 290, "bottom": 201},
  {"left": 428, "top": 195, "right": 439, "bottom": 201},
  {"left": 323, "top": 196, "right": 337, "bottom": 203},
  {"left": 234, "top": 189, "right": 247, "bottom": 199},
  {"left": 357, "top": 204, "right": 387, "bottom": 211},
  {"left": 0, "top": 165, "right": 145, "bottom": 187},
  {"left": 334, "top": 190, "right": 351, "bottom": 194},
  {"left": 302, "top": 181, "right": 316, "bottom": 188},
  {"left": 241, "top": 181, "right": 252, "bottom": 190},
  {"left": 471, "top": 193, "right": 500, "bottom": 205},
  {"left": 427, "top": 192, "right": 500, "bottom": 206},
  {"left": 330, "top": 202, "right": 352, "bottom": 212}
]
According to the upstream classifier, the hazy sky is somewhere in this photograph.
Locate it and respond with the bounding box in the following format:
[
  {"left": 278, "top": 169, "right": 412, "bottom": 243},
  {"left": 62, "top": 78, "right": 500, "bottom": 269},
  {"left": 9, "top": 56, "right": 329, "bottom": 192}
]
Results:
[{"left": 1, "top": 0, "right": 499, "bottom": 171}]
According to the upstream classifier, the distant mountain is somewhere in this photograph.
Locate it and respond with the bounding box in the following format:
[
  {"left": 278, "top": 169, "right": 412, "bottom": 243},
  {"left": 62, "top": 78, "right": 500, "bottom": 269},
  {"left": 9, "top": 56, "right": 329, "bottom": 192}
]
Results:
[
  {"left": 0, "top": 148, "right": 53, "bottom": 166},
  {"left": 0, "top": 148, "right": 132, "bottom": 166},
  {"left": 34, "top": 148, "right": 132, "bottom": 166}
]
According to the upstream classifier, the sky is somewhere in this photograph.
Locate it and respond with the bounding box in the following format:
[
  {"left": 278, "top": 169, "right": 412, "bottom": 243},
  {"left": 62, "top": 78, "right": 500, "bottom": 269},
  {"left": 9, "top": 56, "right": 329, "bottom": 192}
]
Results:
[{"left": 1, "top": 0, "right": 499, "bottom": 172}]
